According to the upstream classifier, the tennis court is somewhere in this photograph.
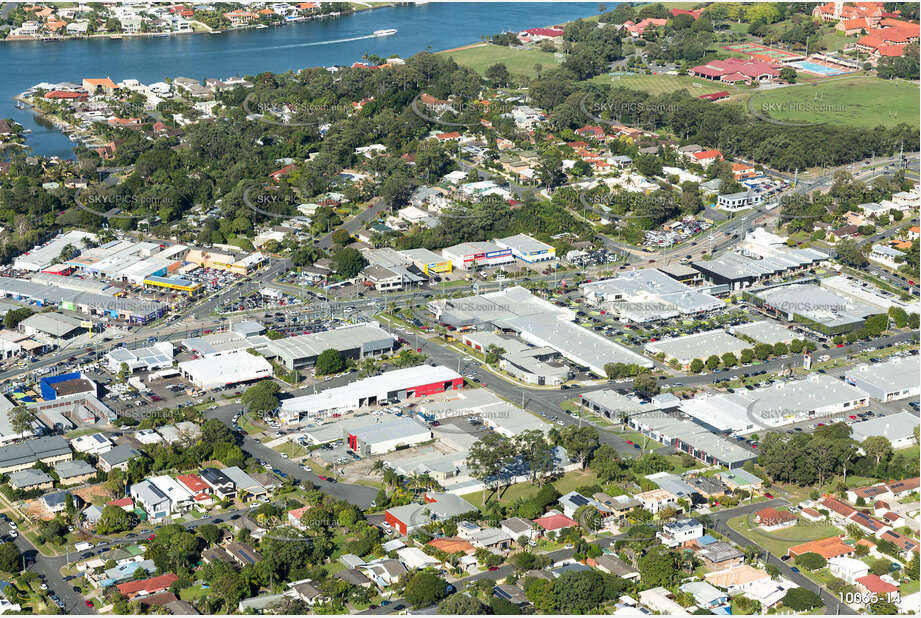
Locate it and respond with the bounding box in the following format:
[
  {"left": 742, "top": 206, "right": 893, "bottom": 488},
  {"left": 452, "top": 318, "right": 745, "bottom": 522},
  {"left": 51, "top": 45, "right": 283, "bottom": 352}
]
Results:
[{"left": 723, "top": 43, "right": 802, "bottom": 62}]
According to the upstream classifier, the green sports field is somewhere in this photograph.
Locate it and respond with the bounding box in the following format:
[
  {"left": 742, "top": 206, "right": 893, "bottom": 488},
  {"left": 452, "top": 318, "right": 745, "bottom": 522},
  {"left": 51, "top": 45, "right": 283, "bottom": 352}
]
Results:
[
  {"left": 589, "top": 72, "right": 744, "bottom": 96},
  {"left": 442, "top": 44, "right": 560, "bottom": 78},
  {"left": 744, "top": 76, "right": 919, "bottom": 128}
]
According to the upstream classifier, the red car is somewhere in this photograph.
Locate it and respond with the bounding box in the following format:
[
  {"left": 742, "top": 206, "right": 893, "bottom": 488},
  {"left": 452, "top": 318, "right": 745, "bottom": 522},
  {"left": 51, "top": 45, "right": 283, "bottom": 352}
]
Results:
[
  {"left": 764, "top": 492, "right": 773, "bottom": 498},
  {"left": 318, "top": 475, "right": 329, "bottom": 481},
  {"left": 147, "top": 534, "right": 156, "bottom": 541},
  {"left": 836, "top": 343, "right": 844, "bottom": 348},
  {"left": 625, "top": 440, "right": 634, "bottom": 445},
  {"left": 85, "top": 601, "right": 93, "bottom": 608},
  {"left": 488, "top": 566, "right": 499, "bottom": 572},
  {"left": 848, "top": 415, "right": 857, "bottom": 420}
]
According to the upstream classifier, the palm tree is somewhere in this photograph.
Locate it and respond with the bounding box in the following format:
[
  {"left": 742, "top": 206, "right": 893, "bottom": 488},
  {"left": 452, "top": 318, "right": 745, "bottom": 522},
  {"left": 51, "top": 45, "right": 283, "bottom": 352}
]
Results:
[{"left": 371, "top": 460, "right": 386, "bottom": 476}]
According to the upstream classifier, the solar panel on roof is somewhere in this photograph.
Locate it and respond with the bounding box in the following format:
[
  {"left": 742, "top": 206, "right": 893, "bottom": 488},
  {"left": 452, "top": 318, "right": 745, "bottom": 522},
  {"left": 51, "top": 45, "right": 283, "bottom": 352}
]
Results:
[{"left": 569, "top": 494, "right": 589, "bottom": 506}]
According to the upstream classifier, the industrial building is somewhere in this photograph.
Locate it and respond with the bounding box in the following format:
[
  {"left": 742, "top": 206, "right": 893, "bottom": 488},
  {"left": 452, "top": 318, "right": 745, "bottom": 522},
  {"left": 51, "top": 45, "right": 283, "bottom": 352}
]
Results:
[
  {"left": 280, "top": 365, "right": 464, "bottom": 422},
  {"left": 680, "top": 374, "right": 870, "bottom": 432},
  {"left": 430, "top": 287, "right": 651, "bottom": 376},
  {"left": 266, "top": 323, "right": 395, "bottom": 370},
  {"left": 645, "top": 329, "right": 749, "bottom": 368},
  {"left": 0, "top": 277, "right": 164, "bottom": 324},
  {"left": 18, "top": 312, "right": 85, "bottom": 343},
  {"left": 729, "top": 320, "right": 796, "bottom": 345},
  {"left": 692, "top": 228, "right": 828, "bottom": 291},
  {"left": 579, "top": 389, "right": 673, "bottom": 421},
  {"left": 346, "top": 417, "right": 432, "bottom": 456},
  {"left": 581, "top": 269, "right": 724, "bottom": 323},
  {"left": 399, "top": 248, "right": 452, "bottom": 275},
  {"left": 746, "top": 282, "right": 882, "bottom": 335},
  {"left": 417, "top": 388, "right": 551, "bottom": 437},
  {"left": 494, "top": 234, "right": 557, "bottom": 263},
  {"left": 844, "top": 356, "right": 920, "bottom": 402},
  {"left": 105, "top": 342, "right": 174, "bottom": 373},
  {"left": 179, "top": 351, "right": 273, "bottom": 390},
  {"left": 13, "top": 230, "right": 97, "bottom": 272},
  {"left": 628, "top": 412, "right": 756, "bottom": 468},
  {"left": 850, "top": 412, "right": 920, "bottom": 450},
  {"left": 460, "top": 331, "right": 569, "bottom": 385},
  {"left": 440, "top": 241, "right": 514, "bottom": 271}
]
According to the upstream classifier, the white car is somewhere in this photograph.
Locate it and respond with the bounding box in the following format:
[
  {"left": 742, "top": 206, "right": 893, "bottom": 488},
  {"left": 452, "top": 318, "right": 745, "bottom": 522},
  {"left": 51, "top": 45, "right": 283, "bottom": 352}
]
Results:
[{"left": 280, "top": 453, "right": 289, "bottom": 459}]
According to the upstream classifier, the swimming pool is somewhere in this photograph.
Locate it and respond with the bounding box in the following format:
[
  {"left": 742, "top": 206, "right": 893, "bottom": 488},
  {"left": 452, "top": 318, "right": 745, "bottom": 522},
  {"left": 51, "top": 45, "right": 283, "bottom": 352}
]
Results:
[{"left": 788, "top": 61, "right": 849, "bottom": 76}]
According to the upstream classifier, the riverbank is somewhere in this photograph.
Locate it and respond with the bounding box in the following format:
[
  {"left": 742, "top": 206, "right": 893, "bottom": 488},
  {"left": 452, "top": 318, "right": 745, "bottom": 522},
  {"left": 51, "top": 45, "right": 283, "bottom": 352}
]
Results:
[{"left": 0, "top": 3, "right": 395, "bottom": 44}]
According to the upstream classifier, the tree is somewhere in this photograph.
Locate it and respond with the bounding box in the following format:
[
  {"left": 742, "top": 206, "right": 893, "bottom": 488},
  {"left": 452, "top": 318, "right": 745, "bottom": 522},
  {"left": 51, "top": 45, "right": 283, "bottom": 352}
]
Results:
[
  {"left": 721, "top": 352, "right": 737, "bottom": 368},
  {"left": 633, "top": 373, "right": 660, "bottom": 399},
  {"left": 3, "top": 307, "right": 33, "bottom": 330},
  {"left": 467, "top": 432, "right": 512, "bottom": 501},
  {"left": 740, "top": 348, "right": 754, "bottom": 363},
  {"left": 638, "top": 545, "right": 679, "bottom": 587},
  {"left": 8, "top": 406, "right": 34, "bottom": 435},
  {"left": 836, "top": 239, "right": 868, "bottom": 268},
  {"left": 772, "top": 342, "right": 788, "bottom": 356},
  {"left": 559, "top": 426, "right": 599, "bottom": 469},
  {"left": 782, "top": 588, "right": 822, "bottom": 611},
  {"left": 863, "top": 435, "right": 893, "bottom": 467},
  {"left": 754, "top": 343, "right": 772, "bottom": 360},
  {"left": 240, "top": 380, "right": 280, "bottom": 415},
  {"left": 795, "top": 552, "right": 827, "bottom": 571},
  {"left": 314, "top": 349, "right": 346, "bottom": 375},
  {"left": 689, "top": 358, "right": 704, "bottom": 373},
  {"left": 331, "top": 228, "right": 351, "bottom": 246},
  {"left": 705, "top": 354, "right": 720, "bottom": 370},
  {"left": 95, "top": 505, "right": 136, "bottom": 535},
  {"left": 403, "top": 572, "right": 447, "bottom": 609},
  {"left": 117, "top": 362, "right": 130, "bottom": 382},
  {"left": 0, "top": 542, "right": 21, "bottom": 573},
  {"left": 438, "top": 594, "right": 487, "bottom": 614},
  {"left": 485, "top": 63, "right": 511, "bottom": 87},
  {"left": 197, "top": 523, "right": 222, "bottom": 546},
  {"left": 779, "top": 66, "right": 797, "bottom": 82},
  {"left": 331, "top": 247, "right": 367, "bottom": 278}
]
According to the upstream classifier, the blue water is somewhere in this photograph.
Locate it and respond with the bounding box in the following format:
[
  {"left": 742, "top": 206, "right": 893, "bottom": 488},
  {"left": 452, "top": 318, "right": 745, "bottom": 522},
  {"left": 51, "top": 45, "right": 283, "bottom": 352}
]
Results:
[
  {"left": 788, "top": 60, "right": 849, "bottom": 76},
  {"left": 1, "top": 3, "right": 597, "bottom": 158}
]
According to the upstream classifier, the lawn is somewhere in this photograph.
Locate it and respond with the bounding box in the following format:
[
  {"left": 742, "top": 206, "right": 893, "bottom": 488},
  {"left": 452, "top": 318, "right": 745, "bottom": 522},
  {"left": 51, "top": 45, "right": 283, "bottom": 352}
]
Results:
[
  {"left": 442, "top": 44, "right": 560, "bottom": 78},
  {"left": 588, "top": 72, "right": 744, "bottom": 97},
  {"left": 179, "top": 586, "right": 211, "bottom": 602},
  {"left": 745, "top": 76, "right": 919, "bottom": 128},
  {"left": 727, "top": 514, "right": 844, "bottom": 557},
  {"left": 461, "top": 469, "right": 598, "bottom": 509},
  {"left": 275, "top": 441, "right": 310, "bottom": 459}
]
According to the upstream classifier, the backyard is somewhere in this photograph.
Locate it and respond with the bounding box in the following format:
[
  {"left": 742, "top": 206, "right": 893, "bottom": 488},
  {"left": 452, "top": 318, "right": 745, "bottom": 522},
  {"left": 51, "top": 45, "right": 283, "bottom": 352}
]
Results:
[{"left": 727, "top": 513, "right": 844, "bottom": 557}]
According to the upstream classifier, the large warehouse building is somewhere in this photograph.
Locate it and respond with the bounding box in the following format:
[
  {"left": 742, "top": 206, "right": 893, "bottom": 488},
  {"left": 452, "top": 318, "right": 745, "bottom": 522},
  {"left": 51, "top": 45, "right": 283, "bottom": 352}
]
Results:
[
  {"left": 746, "top": 282, "right": 882, "bottom": 336},
  {"left": 645, "top": 329, "right": 749, "bottom": 368},
  {"left": 844, "top": 356, "right": 920, "bottom": 402},
  {"left": 266, "top": 323, "right": 395, "bottom": 370},
  {"left": 280, "top": 365, "right": 464, "bottom": 422},
  {"left": 581, "top": 269, "right": 724, "bottom": 323},
  {"left": 179, "top": 352, "right": 273, "bottom": 390},
  {"left": 346, "top": 417, "right": 432, "bottom": 456},
  {"left": 430, "top": 287, "right": 651, "bottom": 376},
  {"left": 440, "top": 241, "right": 514, "bottom": 271},
  {"left": 680, "top": 374, "right": 870, "bottom": 433}
]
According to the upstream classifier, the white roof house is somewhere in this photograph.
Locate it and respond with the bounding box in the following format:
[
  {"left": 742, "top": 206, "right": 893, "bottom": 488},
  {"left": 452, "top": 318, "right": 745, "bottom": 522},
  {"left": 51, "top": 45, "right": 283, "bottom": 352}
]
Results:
[
  {"left": 179, "top": 351, "right": 273, "bottom": 390},
  {"left": 396, "top": 547, "right": 440, "bottom": 570}
]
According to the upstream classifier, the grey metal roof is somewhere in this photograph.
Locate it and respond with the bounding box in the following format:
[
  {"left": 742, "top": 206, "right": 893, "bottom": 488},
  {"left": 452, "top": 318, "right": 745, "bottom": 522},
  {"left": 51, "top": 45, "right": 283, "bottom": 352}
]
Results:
[
  {"left": 266, "top": 323, "right": 393, "bottom": 361},
  {"left": 0, "top": 435, "right": 71, "bottom": 469},
  {"left": 54, "top": 459, "right": 96, "bottom": 479},
  {"left": 9, "top": 467, "right": 53, "bottom": 488},
  {"left": 850, "top": 411, "right": 919, "bottom": 444},
  {"left": 845, "top": 356, "right": 920, "bottom": 396},
  {"left": 99, "top": 444, "right": 140, "bottom": 467},
  {"left": 0, "top": 278, "right": 161, "bottom": 318}
]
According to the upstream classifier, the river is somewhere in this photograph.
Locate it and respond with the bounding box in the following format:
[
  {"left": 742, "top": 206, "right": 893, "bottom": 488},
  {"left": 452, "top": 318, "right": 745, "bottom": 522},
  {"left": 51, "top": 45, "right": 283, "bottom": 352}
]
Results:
[{"left": 2, "top": 2, "right": 598, "bottom": 159}]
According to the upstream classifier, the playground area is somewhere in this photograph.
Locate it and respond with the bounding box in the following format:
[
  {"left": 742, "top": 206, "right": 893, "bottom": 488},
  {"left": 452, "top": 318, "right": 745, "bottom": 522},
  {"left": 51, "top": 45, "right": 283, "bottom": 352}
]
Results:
[{"left": 723, "top": 42, "right": 804, "bottom": 63}]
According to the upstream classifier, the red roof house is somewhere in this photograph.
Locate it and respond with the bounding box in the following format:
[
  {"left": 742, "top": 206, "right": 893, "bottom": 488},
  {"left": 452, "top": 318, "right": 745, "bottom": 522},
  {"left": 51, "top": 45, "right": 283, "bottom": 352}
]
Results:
[
  {"left": 534, "top": 513, "right": 578, "bottom": 532},
  {"left": 117, "top": 573, "right": 179, "bottom": 599},
  {"left": 176, "top": 474, "right": 209, "bottom": 494},
  {"left": 856, "top": 574, "right": 898, "bottom": 595}
]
